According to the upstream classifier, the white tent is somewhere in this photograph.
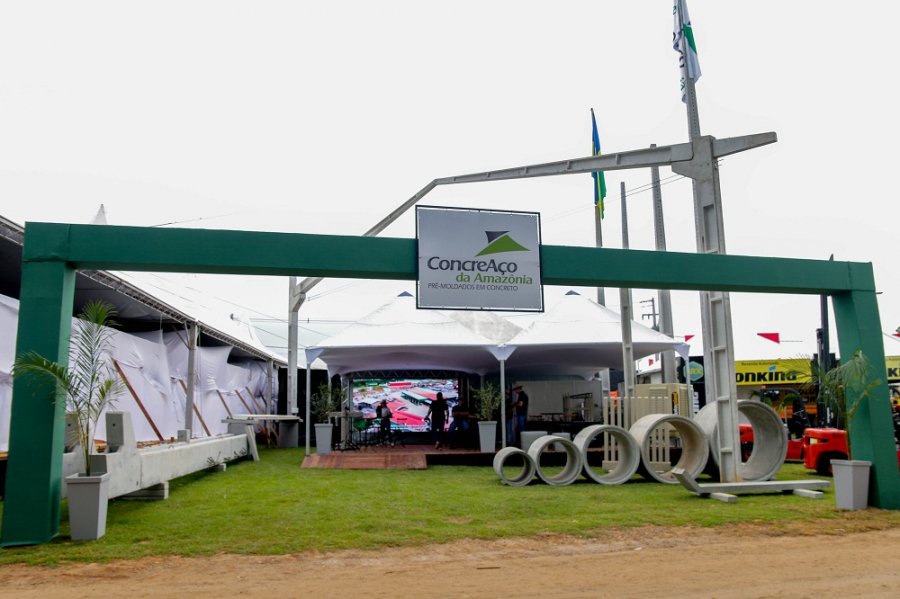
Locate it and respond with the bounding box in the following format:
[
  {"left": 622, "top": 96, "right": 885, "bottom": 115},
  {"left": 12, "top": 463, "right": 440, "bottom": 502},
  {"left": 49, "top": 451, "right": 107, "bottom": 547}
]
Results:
[
  {"left": 310, "top": 291, "right": 678, "bottom": 379},
  {"left": 310, "top": 293, "right": 503, "bottom": 375},
  {"left": 502, "top": 293, "right": 679, "bottom": 379}
]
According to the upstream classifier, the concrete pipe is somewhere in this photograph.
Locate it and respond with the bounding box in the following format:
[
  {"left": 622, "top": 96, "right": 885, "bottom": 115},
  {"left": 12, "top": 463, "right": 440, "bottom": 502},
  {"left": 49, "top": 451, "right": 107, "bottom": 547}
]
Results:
[
  {"left": 527, "top": 435, "right": 583, "bottom": 486},
  {"left": 695, "top": 400, "right": 788, "bottom": 481},
  {"left": 573, "top": 424, "right": 640, "bottom": 485},
  {"left": 492, "top": 447, "right": 536, "bottom": 487},
  {"left": 630, "top": 414, "right": 709, "bottom": 484}
]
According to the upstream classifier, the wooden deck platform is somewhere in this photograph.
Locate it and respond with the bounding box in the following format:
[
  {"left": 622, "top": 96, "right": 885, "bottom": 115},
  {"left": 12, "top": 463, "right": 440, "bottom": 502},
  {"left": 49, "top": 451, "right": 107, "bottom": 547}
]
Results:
[{"left": 301, "top": 445, "right": 494, "bottom": 470}]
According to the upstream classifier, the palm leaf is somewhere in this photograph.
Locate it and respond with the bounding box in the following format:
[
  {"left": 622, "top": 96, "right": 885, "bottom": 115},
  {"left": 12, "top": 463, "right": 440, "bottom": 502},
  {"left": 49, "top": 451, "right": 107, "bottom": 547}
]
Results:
[{"left": 12, "top": 300, "right": 123, "bottom": 476}]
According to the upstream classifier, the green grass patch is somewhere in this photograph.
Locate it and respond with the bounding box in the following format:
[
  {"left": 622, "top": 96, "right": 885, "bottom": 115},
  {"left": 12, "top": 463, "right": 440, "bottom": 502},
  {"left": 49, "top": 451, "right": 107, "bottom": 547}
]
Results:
[{"left": 1, "top": 450, "right": 898, "bottom": 566}]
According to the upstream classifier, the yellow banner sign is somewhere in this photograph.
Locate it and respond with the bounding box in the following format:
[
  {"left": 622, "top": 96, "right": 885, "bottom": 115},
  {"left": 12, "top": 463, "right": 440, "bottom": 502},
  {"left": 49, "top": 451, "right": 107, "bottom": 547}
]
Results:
[
  {"left": 888, "top": 355, "right": 899, "bottom": 382},
  {"left": 734, "top": 359, "right": 812, "bottom": 386},
  {"left": 734, "top": 356, "right": 900, "bottom": 385}
]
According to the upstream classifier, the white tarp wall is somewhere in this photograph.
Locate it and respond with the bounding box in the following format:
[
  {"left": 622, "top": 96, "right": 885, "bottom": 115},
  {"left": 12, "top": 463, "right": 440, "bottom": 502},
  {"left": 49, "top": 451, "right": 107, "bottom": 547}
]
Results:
[
  {"left": 0, "top": 294, "right": 17, "bottom": 452},
  {"left": 163, "top": 333, "right": 273, "bottom": 439},
  {"left": 0, "top": 293, "right": 275, "bottom": 449}
]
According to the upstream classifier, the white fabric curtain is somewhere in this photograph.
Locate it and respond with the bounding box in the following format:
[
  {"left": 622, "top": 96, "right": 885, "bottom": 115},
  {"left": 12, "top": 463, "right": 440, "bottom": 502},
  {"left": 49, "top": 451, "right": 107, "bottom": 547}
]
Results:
[{"left": 1, "top": 293, "right": 275, "bottom": 447}]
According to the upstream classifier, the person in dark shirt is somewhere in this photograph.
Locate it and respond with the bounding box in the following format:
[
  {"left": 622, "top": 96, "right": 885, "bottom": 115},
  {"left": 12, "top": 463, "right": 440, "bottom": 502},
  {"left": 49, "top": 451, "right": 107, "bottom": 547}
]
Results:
[
  {"left": 448, "top": 400, "right": 469, "bottom": 449},
  {"left": 377, "top": 399, "right": 393, "bottom": 446},
  {"left": 426, "top": 392, "right": 449, "bottom": 449},
  {"left": 514, "top": 385, "right": 529, "bottom": 446}
]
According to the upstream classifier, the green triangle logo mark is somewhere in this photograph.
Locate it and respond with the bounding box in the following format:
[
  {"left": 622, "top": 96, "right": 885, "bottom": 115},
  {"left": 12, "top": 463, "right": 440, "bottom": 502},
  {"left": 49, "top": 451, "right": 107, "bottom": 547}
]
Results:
[{"left": 476, "top": 231, "right": 530, "bottom": 256}]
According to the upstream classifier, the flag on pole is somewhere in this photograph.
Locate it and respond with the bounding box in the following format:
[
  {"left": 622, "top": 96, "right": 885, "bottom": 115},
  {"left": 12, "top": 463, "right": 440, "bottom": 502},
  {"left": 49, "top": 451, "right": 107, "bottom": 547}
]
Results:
[
  {"left": 672, "top": 0, "right": 701, "bottom": 103},
  {"left": 757, "top": 332, "right": 781, "bottom": 344},
  {"left": 590, "top": 108, "right": 607, "bottom": 218}
]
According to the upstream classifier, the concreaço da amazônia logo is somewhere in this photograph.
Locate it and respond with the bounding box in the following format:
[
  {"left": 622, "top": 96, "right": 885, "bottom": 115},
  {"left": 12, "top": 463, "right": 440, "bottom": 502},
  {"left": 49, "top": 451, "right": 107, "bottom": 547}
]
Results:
[{"left": 476, "top": 231, "right": 530, "bottom": 256}]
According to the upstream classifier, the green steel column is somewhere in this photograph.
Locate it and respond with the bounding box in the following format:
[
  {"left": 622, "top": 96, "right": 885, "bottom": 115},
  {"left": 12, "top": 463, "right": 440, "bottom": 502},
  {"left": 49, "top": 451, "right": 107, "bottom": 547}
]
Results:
[
  {"left": 0, "top": 260, "right": 76, "bottom": 546},
  {"left": 831, "top": 282, "right": 900, "bottom": 509}
]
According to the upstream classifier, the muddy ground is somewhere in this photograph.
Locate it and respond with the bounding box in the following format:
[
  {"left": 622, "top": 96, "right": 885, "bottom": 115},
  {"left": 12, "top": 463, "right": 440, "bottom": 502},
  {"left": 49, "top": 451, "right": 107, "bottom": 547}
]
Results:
[{"left": 2, "top": 521, "right": 899, "bottom": 598}]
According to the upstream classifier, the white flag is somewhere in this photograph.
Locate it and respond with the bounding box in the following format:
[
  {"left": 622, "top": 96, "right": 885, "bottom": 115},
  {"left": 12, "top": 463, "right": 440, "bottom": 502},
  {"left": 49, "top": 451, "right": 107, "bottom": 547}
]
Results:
[{"left": 672, "top": 0, "right": 701, "bottom": 103}]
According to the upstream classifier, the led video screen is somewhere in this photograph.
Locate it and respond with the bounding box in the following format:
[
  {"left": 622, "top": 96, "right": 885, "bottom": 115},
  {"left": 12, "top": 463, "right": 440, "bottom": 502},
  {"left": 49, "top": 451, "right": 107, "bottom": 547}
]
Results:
[{"left": 352, "top": 378, "right": 459, "bottom": 432}]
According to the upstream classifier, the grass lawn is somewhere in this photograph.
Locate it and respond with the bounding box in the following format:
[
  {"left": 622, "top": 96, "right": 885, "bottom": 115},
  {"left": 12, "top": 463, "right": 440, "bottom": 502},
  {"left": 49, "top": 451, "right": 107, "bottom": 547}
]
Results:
[{"left": 1, "top": 448, "right": 899, "bottom": 566}]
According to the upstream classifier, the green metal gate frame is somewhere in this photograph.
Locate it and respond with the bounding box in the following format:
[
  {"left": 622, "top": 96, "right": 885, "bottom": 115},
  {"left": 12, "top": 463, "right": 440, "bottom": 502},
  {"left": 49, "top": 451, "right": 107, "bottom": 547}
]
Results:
[{"left": 3, "top": 222, "right": 898, "bottom": 546}]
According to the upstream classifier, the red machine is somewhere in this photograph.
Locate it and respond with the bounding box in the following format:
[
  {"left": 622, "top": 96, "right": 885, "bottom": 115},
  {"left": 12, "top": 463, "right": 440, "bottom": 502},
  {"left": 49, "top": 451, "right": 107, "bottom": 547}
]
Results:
[
  {"left": 802, "top": 427, "right": 900, "bottom": 475},
  {"left": 802, "top": 427, "right": 849, "bottom": 475}
]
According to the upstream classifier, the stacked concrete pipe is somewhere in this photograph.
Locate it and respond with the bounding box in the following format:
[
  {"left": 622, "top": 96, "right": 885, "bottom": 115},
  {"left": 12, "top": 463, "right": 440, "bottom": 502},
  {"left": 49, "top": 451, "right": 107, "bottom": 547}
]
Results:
[
  {"left": 630, "top": 414, "right": 709, "bottom": 484},
  {"left": 695, "top": 399, "right": 787, "bottom": 481},
  {"left": 527, "top": 435, "right": 583, "bottom": 486},
  {"left": 573, "top": 424, "right": 640, "bottom": 485},
  {"left": 492, "top": 447, "right": 536, "bottom": 486}
]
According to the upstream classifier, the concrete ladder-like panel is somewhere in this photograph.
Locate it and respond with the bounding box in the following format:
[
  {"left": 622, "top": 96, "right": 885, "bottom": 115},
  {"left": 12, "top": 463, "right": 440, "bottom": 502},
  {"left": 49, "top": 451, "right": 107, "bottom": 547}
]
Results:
[
  {"left": 527, "top": 435, "right": 583, "bottom": 486},
  {"left": 630, "top": 414, "right": 709, "bottom": 484},
  {"left": 696, "top": 400, "right": 787, "bottom": 481},
  {"left": 492, "top": 447, "right": 536, "bottom": 486},
  {"left": 573, "top": 425, "right": 640, "bottom": 485}
]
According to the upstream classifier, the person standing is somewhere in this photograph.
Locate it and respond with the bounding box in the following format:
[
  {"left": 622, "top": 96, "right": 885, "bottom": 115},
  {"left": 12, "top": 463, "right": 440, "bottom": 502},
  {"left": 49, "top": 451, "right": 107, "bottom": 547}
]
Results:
[
  {"left": 426, "top": 391, "right": 449, "bottom": 449},
  {"left": 378, "top": 399, "right": 393, "bottom": 446},
  {"left": 447, "top": 399, "right": 469, "bottom": 449},
  {"left": 504, "top": 388, "right": 515, "bottom": 447},
  {"left": 514, "top": 385, "right": 529, "bottom": 446}
]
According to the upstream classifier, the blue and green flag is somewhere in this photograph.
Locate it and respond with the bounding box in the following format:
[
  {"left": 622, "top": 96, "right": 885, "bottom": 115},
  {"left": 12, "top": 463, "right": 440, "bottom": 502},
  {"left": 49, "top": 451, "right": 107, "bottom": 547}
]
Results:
[{"left": 590, "top": 108, "right": 607, "bottom": 219}]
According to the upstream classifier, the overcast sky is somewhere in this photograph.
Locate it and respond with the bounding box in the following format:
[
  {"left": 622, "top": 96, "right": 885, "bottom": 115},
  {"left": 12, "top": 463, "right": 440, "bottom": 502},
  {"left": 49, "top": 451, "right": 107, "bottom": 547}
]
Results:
[{"left": 1, "top": 1, "right": 897, "bottom": 360}]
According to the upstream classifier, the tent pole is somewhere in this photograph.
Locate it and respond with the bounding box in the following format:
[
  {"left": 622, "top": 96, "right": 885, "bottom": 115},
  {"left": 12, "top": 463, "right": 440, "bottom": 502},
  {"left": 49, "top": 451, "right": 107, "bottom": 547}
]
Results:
[
  {"left": 499, "top": 359, "right": 506, "bottom": 448},
  {"left": 184, "top": 322, "right": 199, "bottom": 441},
  {"left": 288, "top": 277, "right": 299, "bottom": 415},
  {"left": 305, "top": 361, "right": 312, "bottom": 454}
]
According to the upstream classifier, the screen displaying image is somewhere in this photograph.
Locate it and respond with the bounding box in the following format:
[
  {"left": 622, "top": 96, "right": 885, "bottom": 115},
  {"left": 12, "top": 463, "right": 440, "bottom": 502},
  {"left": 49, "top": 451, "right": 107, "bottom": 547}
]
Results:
[{"left": 352, "top": 378, "right": 459, "bottom": 432}]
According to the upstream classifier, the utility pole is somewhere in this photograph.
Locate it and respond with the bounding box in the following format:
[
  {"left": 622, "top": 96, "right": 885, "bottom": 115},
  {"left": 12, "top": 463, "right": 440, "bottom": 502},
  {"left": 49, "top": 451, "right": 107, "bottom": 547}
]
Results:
[
  {"left": 650, "top": 144, "right": 677, "bottom": 384},
  {"left": 619, "top": 182, "right": 635, "bottom": 402},
  {"left": 640, "top": 297, "right": 660, "bottom": 330},
  {"left": 676, "top": 2, "right": 741, "bottom": 482}
]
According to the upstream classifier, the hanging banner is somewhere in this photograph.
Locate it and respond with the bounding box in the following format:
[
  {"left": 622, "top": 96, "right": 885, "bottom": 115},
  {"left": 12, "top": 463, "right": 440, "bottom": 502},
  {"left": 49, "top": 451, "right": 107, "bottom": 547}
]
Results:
[
  {"left": 887, "top": 355, "right": 899, "bottom": 382},
  {"left": 416, "top": 206, "right": 543, "bottom": 311},
  {"left": 733, "top": 359, "right": 812, "bottom": 386}
]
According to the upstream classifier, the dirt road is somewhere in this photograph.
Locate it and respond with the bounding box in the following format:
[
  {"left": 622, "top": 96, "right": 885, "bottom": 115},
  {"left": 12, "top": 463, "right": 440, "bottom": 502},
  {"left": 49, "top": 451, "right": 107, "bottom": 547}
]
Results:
[{"left": 2, "top": 523, "right": 899, "bottom": 598}]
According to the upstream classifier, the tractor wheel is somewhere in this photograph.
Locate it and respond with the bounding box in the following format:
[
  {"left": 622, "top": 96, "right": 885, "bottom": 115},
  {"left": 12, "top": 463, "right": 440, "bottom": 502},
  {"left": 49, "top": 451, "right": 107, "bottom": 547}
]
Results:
[{"left": 816, "top": 452, "right": 846, "bottom": 476}]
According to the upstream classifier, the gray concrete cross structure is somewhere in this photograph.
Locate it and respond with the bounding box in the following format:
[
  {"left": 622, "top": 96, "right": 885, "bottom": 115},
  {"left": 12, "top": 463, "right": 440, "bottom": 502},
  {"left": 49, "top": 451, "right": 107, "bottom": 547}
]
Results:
[{"left": 288, "top": 132, "right": 777, "bottom": 478}]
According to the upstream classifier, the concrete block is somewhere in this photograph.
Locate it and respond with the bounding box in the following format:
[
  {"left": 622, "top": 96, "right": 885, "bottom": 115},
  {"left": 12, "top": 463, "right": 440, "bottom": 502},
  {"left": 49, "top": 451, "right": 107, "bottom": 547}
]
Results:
[
  {"left": 520, "top": 431, "right": 547, "bottom": 452},
  {"left": 120, "top": 482, "right": 170, "bottom": 501}
]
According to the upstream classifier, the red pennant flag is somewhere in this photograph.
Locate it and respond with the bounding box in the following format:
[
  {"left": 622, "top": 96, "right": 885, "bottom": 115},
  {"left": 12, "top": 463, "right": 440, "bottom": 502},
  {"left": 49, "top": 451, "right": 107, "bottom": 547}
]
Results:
[
  {"left": 683, "top": 334, "right": 694, "bottom": 342},
  {"left": 758, "top": 332, "right": 780, "bottom": 344}
]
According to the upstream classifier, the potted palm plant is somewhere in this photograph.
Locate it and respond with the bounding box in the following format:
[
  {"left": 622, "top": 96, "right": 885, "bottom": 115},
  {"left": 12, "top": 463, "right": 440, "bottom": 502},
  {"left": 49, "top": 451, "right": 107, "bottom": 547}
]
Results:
[
  {"left": 818, "top": 350, "right": 881, "bottom": 510},
  {"left": 312, "top": 382, "right": 338, "bottom": 455},
  {"left": 12, "top": 300, "right": 124, "bottom": 540},
  {"left": 473, "top": 382, "right": 501, "bottom": 453}
]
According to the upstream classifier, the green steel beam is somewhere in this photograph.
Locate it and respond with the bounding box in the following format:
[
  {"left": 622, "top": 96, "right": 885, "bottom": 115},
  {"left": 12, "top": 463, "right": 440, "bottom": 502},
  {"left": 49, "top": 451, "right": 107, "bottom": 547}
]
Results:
[
  {"left": 1, "top": 260, "right": 75, "bottom": 546},
  {"left": 2, "top": 222, "right": 895, "bottom": 546},
  {"left": 24, "top": 222, "right": 415, "bottom": 279},
  {"left": 832, "top": 286, "right": 900, "bottom": 509},
  {"left": 22, "top": 223, "right": 863, "bottom": 294},
  {"left": 539, "top": 246, "right": 860, "bottom": 293}
]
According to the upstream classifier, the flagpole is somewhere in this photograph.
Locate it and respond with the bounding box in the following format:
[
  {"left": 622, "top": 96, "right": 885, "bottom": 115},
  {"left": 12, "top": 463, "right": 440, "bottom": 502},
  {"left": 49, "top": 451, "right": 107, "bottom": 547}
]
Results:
[
  {"left": 676, "top": 0, "right": 741, "bottom": 482},
  {"left": 591, "top": 108, "right": 610, "bottom": 406},
  {"left": 594, "top": 204, "right": 605, "bottom": 306},
  {"left": 594, "top": 200, "right": 612, "bottom": 408},
  {"left": 677, "top": 0, "right": 702, "bottom": 141}
]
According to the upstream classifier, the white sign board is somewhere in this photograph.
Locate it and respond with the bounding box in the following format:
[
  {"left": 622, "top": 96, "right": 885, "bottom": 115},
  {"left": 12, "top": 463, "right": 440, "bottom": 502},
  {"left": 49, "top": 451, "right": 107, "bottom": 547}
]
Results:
[{"left": 416, "top": 206, "right": 543, "bottom": 311}]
